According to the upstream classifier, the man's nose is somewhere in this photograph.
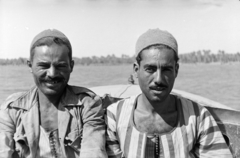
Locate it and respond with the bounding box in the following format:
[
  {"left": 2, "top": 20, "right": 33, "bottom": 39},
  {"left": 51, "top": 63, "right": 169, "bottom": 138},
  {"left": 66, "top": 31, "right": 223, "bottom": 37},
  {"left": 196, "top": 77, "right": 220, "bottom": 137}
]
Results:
[
  {"left": 47, "top": 66, "right": 58, "bottom": 77},
  {"left": 154, "top": 69, "right": 163, "bottom": 84}
]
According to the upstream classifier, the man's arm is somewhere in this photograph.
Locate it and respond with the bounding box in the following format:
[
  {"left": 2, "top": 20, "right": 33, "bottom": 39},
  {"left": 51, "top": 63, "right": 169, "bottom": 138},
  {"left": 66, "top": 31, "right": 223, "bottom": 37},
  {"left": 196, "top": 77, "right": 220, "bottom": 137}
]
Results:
[
  {"left": 0, "top": 92, "right": 30, "bottom": 158},
  {"left": 0, "top": 108, "right": 16, "bottom": 158},
  {"left": 193, "top": 107, "right": 233, "bottom": 158},
  {"left": 80, "top": 95, "right": 107, "bottom": 158}
]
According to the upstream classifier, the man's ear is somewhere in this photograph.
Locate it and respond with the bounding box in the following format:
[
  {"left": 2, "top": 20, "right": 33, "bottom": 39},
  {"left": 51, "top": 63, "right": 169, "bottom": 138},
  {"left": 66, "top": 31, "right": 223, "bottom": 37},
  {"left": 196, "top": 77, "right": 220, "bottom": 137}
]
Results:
[
  {"left": 27, "top": 60, "right": 32, "bottom": 73},
  {"left": 70, "top": 60, "right": 74, "bottom": 72},
  {"left": 175, "top": 63, "right": 179, "bottom": 77},
  {"left": 27, "top": 60, "right": 32, "bottom": 67},
  {"left": 133, "top": 62, "right": 139, "bottom": 78}
]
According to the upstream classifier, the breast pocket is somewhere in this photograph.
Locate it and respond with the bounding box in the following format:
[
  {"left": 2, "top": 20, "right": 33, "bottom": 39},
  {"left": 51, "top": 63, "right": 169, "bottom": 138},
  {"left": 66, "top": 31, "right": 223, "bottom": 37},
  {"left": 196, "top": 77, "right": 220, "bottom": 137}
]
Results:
[
  {"left": 14, "top": 139, "right": 30, "bottom": 158},
  {"left": 14, "top": 129, "right": 30, "bottom": 158},
  {"left": 64, "top": 129, "right": 82, "bottom": 152}
]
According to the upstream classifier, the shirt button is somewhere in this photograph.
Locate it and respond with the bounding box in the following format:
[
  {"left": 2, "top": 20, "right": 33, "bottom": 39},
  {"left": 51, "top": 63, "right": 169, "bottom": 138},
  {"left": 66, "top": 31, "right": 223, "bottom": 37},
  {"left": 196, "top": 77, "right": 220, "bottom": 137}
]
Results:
[{"left": 65, "top": 137, "right": 70, "bottom": 140}]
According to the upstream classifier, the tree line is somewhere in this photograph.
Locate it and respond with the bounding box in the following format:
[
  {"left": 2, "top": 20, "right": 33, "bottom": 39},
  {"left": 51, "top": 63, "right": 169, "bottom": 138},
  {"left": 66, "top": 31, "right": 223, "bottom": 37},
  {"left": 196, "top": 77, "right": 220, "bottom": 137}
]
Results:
[
  {"left": 179, "top": 50, "right": 240, "bottom": 64},
  {"left": 0, "top": 50, "right": 240, "bottom": 65}
]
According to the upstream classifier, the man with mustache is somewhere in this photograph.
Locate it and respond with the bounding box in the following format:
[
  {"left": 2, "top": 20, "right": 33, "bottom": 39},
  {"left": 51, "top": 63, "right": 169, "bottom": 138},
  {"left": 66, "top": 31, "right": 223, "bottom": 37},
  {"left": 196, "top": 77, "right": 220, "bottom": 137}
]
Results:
[
  {"left": 0, "top": 29, "right": 107, "bottom": 158},
  {"left": 105, "top": 29, "right": 232, "bottom": 158}
]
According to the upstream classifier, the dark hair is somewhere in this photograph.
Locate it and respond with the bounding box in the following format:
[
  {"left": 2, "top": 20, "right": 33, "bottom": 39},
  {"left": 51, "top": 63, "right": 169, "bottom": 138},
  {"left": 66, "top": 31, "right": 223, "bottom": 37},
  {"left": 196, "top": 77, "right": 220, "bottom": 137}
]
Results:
[
  {"left": 136, "top": 44, "right": 179, "bottom": 65},
  {"left": 30, "top": 37, "right": 72, "bottom": 62}
]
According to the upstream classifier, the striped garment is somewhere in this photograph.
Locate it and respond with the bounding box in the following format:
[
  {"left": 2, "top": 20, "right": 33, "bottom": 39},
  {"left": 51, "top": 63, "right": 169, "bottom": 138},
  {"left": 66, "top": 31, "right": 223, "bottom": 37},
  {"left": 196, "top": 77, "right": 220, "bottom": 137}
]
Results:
[{"left": 105, "top": 94, "right": 233, "bottom": 158}]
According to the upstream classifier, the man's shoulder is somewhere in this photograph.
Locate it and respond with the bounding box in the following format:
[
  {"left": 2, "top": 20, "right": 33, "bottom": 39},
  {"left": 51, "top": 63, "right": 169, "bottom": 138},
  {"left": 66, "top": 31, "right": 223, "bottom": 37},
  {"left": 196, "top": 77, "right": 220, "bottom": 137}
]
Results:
[
  {"left": 175, "top": 94, "right": 207, "bottom": 117},
  {"left": 68, "top": 85, "right": 96, "bottom": 98},
  {"left": 175, "top": 94, "right": 203, "bottom": 108},
  {"left": 66, "top": 85, "right": 100, "bottom": 107},
  {"left": 0, "top": 87, "right": 36, "bottom": 110},
  {"left": 106, "top": 95, "right": 137, "bottom": 113}
]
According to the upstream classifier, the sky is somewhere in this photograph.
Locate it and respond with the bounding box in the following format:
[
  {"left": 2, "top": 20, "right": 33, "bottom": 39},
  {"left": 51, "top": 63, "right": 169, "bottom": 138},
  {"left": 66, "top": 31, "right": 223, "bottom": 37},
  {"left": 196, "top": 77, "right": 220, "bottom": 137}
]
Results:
[{"left": 0, "top": 0, "right": 240, "bottom": 59}]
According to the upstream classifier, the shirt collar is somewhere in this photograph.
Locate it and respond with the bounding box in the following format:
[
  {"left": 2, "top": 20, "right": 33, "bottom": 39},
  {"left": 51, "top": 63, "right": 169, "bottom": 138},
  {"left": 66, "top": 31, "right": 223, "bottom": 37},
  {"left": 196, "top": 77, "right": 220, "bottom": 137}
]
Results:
[
  {"left": 60, "top": 85, "right": 83, "bottom": 107},
  {"left": 9, "top": 85, "right": 83, "bottom": 110}
]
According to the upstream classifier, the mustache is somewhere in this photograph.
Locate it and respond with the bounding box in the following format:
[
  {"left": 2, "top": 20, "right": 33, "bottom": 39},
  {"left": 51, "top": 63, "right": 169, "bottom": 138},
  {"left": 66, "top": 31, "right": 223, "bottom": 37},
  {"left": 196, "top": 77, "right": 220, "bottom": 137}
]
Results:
[
  {"left": 150, "top": 83, "right": 168, "bottom": 89},
  {"left": 43, "top": 77, "right": 64, "bottom": 82}
]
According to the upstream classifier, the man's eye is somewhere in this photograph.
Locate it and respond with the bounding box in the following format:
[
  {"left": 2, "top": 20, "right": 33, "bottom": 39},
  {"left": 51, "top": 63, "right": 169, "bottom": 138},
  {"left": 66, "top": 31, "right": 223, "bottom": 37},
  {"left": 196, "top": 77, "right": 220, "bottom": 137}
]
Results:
[
  {"left": 146, "top": 67, "right": 155, "bottom": 73},
  {"left": 58, "top": 64, "right": 67, "bottom": 68},
  {"left": 163, "top": 67, "right": 172, "bottom": 71},
  {"left": 38, "top": 64, "right": 49, "bottom": 68}
]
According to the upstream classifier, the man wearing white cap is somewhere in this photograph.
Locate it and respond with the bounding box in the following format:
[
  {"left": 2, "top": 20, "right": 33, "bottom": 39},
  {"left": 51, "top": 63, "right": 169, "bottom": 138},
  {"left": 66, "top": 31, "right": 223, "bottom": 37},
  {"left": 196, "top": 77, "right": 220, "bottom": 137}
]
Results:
[
  {"left": 105, "top": 29, "right": 232, "bottom": 158},
  {"left": 0, "top": 29, "right": 107, "bottom": 158}
]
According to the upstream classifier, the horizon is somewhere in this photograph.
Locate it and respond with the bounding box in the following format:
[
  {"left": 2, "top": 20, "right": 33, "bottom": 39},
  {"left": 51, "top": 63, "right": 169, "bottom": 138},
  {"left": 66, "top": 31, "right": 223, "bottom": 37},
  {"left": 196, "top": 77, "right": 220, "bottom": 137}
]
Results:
[
  {"left": 0, "top": 50, "right": 240, "bottom": 60},
  {"left": 1, "top": 50, "right": 239, "bottom": 61}
]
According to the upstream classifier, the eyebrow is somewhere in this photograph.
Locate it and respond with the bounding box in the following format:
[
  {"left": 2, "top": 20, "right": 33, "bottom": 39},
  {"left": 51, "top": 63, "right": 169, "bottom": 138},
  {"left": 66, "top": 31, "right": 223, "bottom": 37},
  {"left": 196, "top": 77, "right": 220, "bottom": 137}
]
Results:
[
  {"left": 56, "top": 61, "right": 68, "bottom": 65},
  {"left": 37, "top": 61, "right": 49, "bottom": 65},
  {"left": 36, "top": 60, "right": 68, "bottom": 64},
  {"left": 143, "top": 64, "right": 157, "bottom": 68},
  {"left": 161, "top": 64, "right": 173, "bottom": 68},
  {"left": 144, "top": 63, "right": 173, "bottom": 67}
]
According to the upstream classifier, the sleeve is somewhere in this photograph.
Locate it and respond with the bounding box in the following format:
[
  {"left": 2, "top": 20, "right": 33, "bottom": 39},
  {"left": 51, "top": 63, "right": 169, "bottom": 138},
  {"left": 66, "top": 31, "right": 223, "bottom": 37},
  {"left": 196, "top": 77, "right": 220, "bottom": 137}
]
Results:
[
  {"left": 79, "top": 95, "right": 107, "bottom": 158},
  {"left": 0, "top": 108, "right": 16, "bottom": 158},
  {"left": 193, "top": 107, "right": 233, "bottom": 158},
  {"left": 105, "top": 102, "right": 122, "bottom": 158},
  {"left": 101, "top": 94, "right": 122, "bottom": 109}
]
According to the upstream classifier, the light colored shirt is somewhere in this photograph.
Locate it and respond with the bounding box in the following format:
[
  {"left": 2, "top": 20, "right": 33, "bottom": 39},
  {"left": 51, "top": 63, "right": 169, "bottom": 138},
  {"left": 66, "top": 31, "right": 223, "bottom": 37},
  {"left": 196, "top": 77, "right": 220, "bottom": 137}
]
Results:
[
  {"left": 0, "top": 86, "right": 107, "bottom": 158},
  {"left": 105, "top": 95, "right": 233, "bottom": 158}
]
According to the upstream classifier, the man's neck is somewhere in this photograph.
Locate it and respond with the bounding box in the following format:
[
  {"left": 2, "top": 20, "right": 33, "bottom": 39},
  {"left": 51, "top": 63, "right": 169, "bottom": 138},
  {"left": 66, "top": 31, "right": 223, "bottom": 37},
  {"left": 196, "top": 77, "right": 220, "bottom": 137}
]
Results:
[
  {"left": 137, "top": 94, "right": 176, "bottom": 115},
  {"left": 37, "top": 90, "right": 62, "bottom": 108},
  {"left": 37, "top": 90, "right": 60, "bottom": 132}
]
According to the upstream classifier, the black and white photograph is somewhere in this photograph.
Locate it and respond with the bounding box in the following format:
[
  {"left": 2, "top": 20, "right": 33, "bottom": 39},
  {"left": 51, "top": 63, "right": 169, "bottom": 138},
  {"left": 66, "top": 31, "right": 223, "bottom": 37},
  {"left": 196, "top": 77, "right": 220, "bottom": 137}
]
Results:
[{"left": 0, "top": 0, "right": 239, "bottom": 157}]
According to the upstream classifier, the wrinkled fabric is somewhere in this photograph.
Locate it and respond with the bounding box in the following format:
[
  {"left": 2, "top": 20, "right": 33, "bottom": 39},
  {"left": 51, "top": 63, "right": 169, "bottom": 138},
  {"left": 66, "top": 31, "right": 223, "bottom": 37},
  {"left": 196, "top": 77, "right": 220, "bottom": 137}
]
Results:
[{"left": 0, "top": 85, "right": 107, "bottom": 158}]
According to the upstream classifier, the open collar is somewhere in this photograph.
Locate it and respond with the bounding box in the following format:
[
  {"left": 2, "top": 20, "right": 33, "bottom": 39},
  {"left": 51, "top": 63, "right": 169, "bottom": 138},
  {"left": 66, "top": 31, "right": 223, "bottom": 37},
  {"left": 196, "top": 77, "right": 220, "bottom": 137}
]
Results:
[
  {"left": 60, "top": 85, "right": 83, "bottom": 107},
  {"left": 9, "top": 86, "right": 38, "bottom": 111},
  {"left": 10, "top": 85, "right": 83, "bottom": 111}
]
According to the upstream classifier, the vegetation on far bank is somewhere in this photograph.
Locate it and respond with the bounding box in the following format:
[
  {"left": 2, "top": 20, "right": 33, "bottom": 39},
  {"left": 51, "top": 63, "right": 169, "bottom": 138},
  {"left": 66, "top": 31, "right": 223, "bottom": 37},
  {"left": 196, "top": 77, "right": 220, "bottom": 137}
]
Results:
[{"left": 1, "top": 50, "right": 240, "bottom": 65}]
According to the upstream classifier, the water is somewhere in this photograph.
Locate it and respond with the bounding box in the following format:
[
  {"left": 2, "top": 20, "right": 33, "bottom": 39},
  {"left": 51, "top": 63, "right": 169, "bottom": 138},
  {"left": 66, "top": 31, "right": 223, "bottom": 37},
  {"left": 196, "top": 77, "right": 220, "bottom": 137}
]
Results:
[{"left": 0, "top": 63, "right": 239, "bottom": 110}]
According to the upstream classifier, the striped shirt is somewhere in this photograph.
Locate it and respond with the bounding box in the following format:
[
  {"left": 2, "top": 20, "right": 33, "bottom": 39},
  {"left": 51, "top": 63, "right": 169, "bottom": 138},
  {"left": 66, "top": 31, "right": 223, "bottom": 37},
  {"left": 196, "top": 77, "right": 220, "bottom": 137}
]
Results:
[{"left": 105, "top": 95, "right": 232, "bottom": 158}]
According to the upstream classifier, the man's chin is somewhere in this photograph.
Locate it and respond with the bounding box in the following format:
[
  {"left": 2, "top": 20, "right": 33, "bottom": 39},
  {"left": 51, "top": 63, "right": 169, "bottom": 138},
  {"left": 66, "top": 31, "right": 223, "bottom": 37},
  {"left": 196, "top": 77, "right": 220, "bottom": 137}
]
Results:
[
  {"left": 149, "top": 92, "right": 169, "bottom": 103},
  {"left": 39, "top": 87, "right": 65, "bottom": 97},
  {"left": 151, "top": 97, "right": 165, "bottom": 103}
]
